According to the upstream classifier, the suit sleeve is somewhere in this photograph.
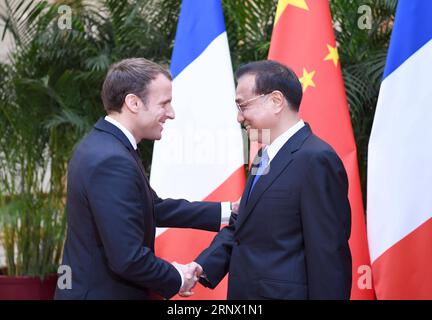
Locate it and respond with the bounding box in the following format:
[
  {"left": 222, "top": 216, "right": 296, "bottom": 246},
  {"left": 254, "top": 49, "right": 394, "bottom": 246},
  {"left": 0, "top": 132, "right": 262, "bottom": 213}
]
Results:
[
  {"left": 86, "top": 155, "right": 181, "bottom": 299},
  {"left": 194, "top": 213, "right": 238, "bottom": 289},
  {"left": 151, "top": 188, "right": 221, "bottom": 231},
  {"left": 300, "top": 150, "right": 352, "bottom": 299}
]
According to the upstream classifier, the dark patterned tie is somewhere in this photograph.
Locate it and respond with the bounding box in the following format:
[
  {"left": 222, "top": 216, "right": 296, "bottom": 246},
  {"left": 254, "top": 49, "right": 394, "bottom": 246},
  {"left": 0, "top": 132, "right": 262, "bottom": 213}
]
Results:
[{"left": 130, "top": 148, "right": 148, "bottom": 181}]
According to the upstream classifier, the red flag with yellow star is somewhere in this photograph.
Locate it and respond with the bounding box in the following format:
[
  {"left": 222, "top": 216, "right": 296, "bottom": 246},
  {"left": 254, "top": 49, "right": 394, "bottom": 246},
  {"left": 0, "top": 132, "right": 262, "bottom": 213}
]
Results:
[{"left": 252, "top": 0, "right": 375, "bottom": 299}]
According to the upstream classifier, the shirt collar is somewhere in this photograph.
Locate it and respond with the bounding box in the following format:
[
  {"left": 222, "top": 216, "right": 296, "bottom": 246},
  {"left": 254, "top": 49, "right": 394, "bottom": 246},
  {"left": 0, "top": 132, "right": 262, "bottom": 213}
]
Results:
[
  {"left": 104, "top": 115, "right": 138, "bottom": 150},
  {"left": 264, "top": 119, "right": 305, "bottom": 163}
]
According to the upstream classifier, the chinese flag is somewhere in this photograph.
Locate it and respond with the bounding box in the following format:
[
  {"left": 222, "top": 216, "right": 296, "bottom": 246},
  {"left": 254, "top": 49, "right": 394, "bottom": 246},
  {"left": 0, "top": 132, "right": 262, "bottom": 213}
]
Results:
[{"left": 251, "top": 0, "right": 375, "bottom": 299}]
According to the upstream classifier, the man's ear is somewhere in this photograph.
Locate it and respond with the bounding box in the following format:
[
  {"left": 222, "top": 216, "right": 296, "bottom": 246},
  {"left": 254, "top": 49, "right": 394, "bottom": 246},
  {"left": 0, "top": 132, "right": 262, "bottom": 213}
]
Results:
[
  {"left": 271, "top": 90, "right": 285, "bottom": 113},
  {"left": 124, "top": 94, "right": 140, "bottom": 114}
]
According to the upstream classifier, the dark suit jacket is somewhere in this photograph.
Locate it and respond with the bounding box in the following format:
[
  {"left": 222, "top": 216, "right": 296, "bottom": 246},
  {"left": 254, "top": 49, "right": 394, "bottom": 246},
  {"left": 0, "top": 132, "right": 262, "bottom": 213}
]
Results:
[
  {"left": 196, "top": 124, "right": 352, "bottom": 299},
  {"left": 55, "top": 118, "right": 221, "bottom": 300}
]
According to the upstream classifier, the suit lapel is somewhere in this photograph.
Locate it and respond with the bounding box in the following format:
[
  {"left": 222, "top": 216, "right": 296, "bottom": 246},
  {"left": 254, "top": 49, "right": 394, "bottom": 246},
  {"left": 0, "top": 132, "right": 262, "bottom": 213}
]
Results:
[
  {"left": 95, "top": 118, "right": 148, "bottom": 178},
  {"left": 235, "top": 151, "right": 294, "bottom": 229},
  {"left": 235, "top": 124, "right": 312, "bottom": 232},
  {"left": 94, "top": 118, "right": 155, "bottom": 219},
  {"left": 94, "top": 118, "right": 134, "bottom": 152}
]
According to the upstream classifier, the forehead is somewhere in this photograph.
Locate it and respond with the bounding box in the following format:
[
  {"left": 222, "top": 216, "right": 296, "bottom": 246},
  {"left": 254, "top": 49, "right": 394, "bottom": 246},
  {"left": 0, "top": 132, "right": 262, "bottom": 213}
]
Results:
[
  {"left": 147, "top": 73, "right": 172, "bottom": 98},
  {"left": 236, "top": 74, "right": 256, "bottom": 98}
]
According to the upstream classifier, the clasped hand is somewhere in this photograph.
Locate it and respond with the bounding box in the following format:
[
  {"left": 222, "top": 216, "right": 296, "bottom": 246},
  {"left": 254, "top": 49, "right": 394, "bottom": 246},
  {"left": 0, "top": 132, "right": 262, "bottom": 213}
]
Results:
[{"left": 172, "top": 261, "right": 203, "bottom": 297}]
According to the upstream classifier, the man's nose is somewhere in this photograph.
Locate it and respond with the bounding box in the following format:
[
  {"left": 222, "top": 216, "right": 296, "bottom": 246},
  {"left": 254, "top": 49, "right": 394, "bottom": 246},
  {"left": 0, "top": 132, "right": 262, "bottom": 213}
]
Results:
[
  {"left": 237, "top": 111, "right": 244, "bottom": 123},
  {"left": 166, "top": 104, "right": 175, "bottom": 120}
]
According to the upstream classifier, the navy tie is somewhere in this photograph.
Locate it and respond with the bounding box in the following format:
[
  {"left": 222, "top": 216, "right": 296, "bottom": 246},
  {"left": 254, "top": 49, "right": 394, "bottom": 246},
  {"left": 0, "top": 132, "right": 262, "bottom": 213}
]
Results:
[
  {"left": 131, "top": 148, "right": 147, "bottom": 179},
  {"left": 246, "top": 149, "right": 270, "bottom": 202}
]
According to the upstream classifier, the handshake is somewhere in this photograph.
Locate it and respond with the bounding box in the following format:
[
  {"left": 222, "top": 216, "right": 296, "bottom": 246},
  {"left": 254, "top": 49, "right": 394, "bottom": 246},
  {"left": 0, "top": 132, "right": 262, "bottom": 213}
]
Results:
[
  {"left": 170, "top": 200, "right": 240, "bottom": 297},
  {"left": 172, "top": 261, "right": 204, "bottom": 297}
]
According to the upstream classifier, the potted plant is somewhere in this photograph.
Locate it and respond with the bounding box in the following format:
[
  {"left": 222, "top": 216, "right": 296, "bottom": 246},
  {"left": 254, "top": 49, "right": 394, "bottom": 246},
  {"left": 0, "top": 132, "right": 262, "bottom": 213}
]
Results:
[
  {"left": 0, "top": 57, "right": 66, "bottom": 299},
  {"left": 0, "top": 0, "right": 69, "bottom": 298},
  {"left": 0, "top": 194, "right": 65, "bottom": 299}
]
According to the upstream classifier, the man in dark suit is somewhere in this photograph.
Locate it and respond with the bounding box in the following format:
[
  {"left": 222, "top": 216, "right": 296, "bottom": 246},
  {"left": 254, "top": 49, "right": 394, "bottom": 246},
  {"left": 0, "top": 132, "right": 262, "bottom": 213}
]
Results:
[
  {"left": 55, "top": 58, "right": 230, "bottom": 300},
  {"left": 193, "top": 60, "right": 352, "bottom": 299}
]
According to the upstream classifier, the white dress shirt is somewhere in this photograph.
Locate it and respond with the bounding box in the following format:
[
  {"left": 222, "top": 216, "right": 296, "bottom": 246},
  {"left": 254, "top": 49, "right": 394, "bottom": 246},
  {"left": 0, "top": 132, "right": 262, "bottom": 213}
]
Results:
[
  {"left": 264, "top": 119, "right": 305, "bottom": 164},
  {"left": 105, "top": 116, "right": 137, "bottom": 150}
]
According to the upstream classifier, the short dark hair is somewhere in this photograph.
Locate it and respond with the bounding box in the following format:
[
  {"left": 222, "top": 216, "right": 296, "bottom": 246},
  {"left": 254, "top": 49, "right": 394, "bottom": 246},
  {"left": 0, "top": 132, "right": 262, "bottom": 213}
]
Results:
[
  {"left": 101, "top": 58, "right": 172, "bottom": 113},
  {"left": 235, "top": 60, "right": 303, "bottom": 111}
]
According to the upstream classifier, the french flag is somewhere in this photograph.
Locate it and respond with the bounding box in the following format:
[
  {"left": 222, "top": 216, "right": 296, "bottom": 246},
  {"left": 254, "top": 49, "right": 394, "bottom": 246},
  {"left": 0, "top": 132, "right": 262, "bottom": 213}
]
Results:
[
  {"left": 150, "top": 0, "right": 245, "bottom": 299},
  {"left": 367, "top": 0, "right": 432, "bottom": 299}
]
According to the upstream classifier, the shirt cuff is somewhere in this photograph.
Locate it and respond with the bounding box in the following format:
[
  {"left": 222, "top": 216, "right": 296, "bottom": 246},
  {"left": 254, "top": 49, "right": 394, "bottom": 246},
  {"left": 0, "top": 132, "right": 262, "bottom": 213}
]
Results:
[
  {"left": 173, "top": 264, "right": 185, "bottom": 291},
  {"left": 221, "top": 202, "right": 231, "bottom": 224}
]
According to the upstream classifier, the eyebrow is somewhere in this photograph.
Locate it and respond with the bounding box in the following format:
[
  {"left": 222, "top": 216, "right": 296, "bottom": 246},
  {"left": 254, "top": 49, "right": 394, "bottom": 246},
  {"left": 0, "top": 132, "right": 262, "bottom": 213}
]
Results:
[{"left": 159, "top": 98, "right": 172, "bottom": 105}]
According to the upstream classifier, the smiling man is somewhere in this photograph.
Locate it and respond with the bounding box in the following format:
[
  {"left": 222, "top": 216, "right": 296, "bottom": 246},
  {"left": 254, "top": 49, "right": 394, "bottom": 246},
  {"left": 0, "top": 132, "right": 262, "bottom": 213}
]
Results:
[
  {"left": 55, "top": 58, "right": 228, "bottom": 300},
  {"left": 194, "top": 60, "right": 352, "bottom": 299}
]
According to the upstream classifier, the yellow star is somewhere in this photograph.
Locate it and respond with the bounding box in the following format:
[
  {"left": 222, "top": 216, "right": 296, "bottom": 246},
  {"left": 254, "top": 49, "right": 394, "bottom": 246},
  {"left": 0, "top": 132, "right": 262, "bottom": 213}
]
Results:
[
  {"left": 299, "top": 68, "right": 316, "bottom": 93},
  {"left": 324, "top": 44, "right": 339, "bottom": 67},
  {"left": 275, "top": 0, "right": 309, "bottom": 25}
]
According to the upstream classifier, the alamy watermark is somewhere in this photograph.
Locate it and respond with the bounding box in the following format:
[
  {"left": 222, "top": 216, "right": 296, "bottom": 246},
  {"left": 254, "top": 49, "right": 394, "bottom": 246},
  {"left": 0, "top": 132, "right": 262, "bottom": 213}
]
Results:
[
  {"left": 357, "top": 5, "right": 372, "bottom": 30},
  {"left": 57, "top": 264, "right": 72, "bottom": 290},
  {"left": 57, "top": 5, "right": 72, "bottom": 30},
  {"left": 357, "top": 264, "right": 373, "bottom": 290}
]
